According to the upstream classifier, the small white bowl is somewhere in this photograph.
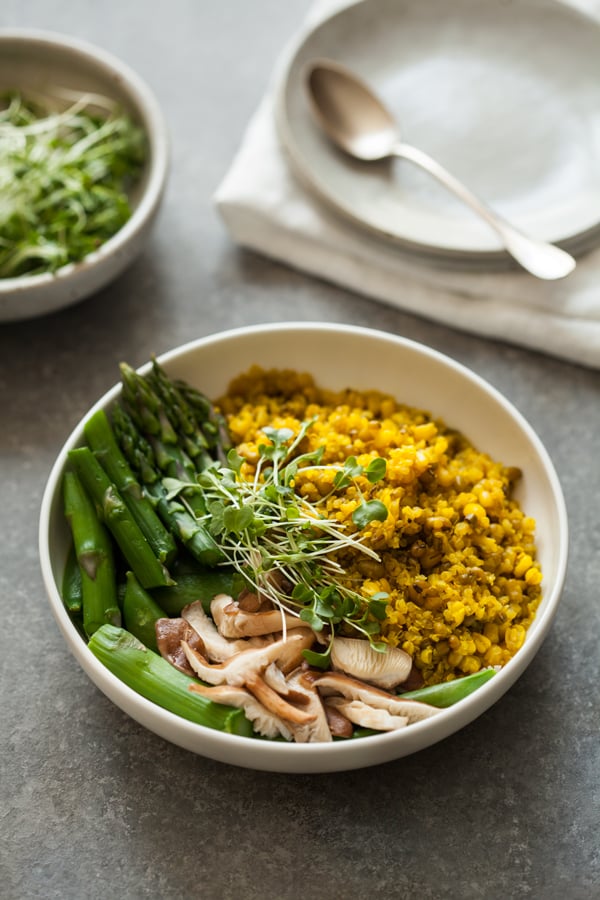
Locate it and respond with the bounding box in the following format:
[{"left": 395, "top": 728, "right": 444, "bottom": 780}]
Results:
[
  {"left": 0, "top": 29, "right": 169, "bottom": 322},
  {"left": 39, "top": 323, "right": 568, "bottom": 773}
]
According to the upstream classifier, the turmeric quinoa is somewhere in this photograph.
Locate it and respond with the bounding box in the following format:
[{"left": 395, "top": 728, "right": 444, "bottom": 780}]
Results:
[{"left": 219, "top": 366, "right": 542, "bottom": 687}]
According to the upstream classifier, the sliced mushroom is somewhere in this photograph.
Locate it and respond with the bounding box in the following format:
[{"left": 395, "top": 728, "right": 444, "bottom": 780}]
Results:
[
  {"left": 244, "top": 672, "right": 316, "bottom": 725},
  {"left": 330, "top": 637, "right": 412, "bottom": 689},
  {"left": 181, "top": 601, "right": 241, "bottom": 661},
  {"left": 323, "top": 702, "right": 354, "bottom": 739},
  {"left": 181, "top": 600, "right": 274, "bottom": 662},
  {"left": 283, "top": 668, "right": 332, "bottom": 743},
  {"left": 210, "top": 593, "right": 304, "bottom": 639},
  {"left": 275, "top": 628, "right": 316, "bottom": 674},
  {"left": 181, "top": 629, "right": 314, "bottom": 686},
  {"left": 188, "top": 682, "right": 293, "bottom": 741},
  {"left": 402, "top": 663, "right": 425, "bottom": 692},
  {"left": 237, "top": 589, "right": 264, "bottom": 612},
  {"left": 155, "top": 618, "right": 205, "bottom": 675},
  {"left": 325, "top": 697, "right": 409, "bottom": 731},
  {"left": 263, "top": 662, "right": 310, "bottom": 705},
  {"left": 315, "top": 671, "right": 440, "bottom": 723},
  {"left": 237, "top": 569, "right": 293, "bottom": 611}
]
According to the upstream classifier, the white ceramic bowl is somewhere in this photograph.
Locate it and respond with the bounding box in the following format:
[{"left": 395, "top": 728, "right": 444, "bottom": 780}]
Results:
[
  {"left": 39, "top": 323, "right": 568, "bottom": 773},
  {"left": 0, "top": 29, "right": 169, "bottom": 322}
]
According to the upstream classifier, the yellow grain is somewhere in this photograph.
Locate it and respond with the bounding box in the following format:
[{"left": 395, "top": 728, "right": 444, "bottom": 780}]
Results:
[{"left": 219, "top": 367, "right": 542, "bottom": 686}]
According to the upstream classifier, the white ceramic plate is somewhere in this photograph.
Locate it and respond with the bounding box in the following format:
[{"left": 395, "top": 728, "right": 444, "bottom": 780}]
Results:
[
  {"left": 276, "top": 0, "right": 600, "bottom": 263},
  {"left": 39, "top": 323, "right": 568, "bottom": 773}
]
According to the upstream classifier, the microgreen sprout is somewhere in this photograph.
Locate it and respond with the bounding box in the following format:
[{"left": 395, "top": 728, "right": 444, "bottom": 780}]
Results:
[
  {"left": 0, "top": 89, "right": 146, "bottom": 278},
  {"left": 163, "top": 418, "right": 391, "bottom": 657}
]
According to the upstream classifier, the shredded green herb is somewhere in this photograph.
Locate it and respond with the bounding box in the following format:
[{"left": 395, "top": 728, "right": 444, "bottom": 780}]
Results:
[{"left": 0, "top": 88, "right": 147, "bottom": 278}]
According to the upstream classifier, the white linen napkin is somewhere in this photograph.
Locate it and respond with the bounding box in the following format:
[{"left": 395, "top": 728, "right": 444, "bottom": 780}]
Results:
[{"left": 215, "top": 0, "right": 600, "bottom": 369}]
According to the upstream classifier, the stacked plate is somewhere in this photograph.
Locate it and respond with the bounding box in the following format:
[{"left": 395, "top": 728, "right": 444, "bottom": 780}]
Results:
[{"left": 276, "top": 0, "right": 600, "bottom": 267}]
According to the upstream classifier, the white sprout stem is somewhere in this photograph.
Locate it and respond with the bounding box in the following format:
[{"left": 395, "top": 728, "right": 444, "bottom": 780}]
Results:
[
  {"left": 168, "top": 418, "right": 390, "bottom": 641},
  {"left": 0, "top": 87, "right": 119, "bottom": 136}
]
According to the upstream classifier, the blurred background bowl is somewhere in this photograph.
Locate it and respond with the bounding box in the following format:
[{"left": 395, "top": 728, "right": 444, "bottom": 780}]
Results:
[
  {"left": 0, "top": 29, "right": 169, "bottom": 322},
  {"left": 39, "top": 322, "right": 569, "bottom": 773}
]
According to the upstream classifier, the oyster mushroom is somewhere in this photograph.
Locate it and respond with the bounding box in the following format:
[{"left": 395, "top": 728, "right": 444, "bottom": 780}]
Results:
[
  {"left": 181, "top": 600, "right": 273, "bottom": 662},
  {"left": 155, "top": 617, "right": 205, "bottom": 675},
  {"left": 273, "top": 628, "right": 316, "bottom": 674},
  {"left": 330, "top": 637, "right": 413, "bottom": 689},
  {"left": 189, "top": 668, "right": 318, "bottom": 736},
  {"left": 282, "top": 668, "right": 332, "bottom": 743},
  {"left": 315, "top": 671, "right": 440, "bottom": 723},
  {"left": 323, "top": 703, "right": 354, "bottom": 739},
  {"left": 181, "top": 601, "right": 241, "bottom": 661},
  {"left": 236, "top": 589, "right": 264, "bottom": 612},
  {"left": 181, "top": 629, "right": 314, "bottom": 686},
  {"left": 188, "top": 683, "right": 294, "bottom": 741},
  {"left": 324, "top": 697, "right": 409, "bottom": 731},
  {"left": 244, "top": 672, "right": 316, "bottom": 726},
  {"left": 210, "top": 593, "right": 304, "bottom": 639},
  {"left": 236, "top": 568, "right": 293, "bottom": 611},
  {"left": 263, "top": 662, "right": 310, "bottom": 705}
]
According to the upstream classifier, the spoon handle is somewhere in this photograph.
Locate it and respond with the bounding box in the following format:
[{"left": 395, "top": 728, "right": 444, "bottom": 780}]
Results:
[{"left": 392, "top": 141, "right": 576, "bottom": 280}]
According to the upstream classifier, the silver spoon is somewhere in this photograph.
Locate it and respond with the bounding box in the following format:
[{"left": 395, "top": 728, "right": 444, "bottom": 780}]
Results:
[{"left": 305, "top": 59, "right": 576, "bottom": 280}]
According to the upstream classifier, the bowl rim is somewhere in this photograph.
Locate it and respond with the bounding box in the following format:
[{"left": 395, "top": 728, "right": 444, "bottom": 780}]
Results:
[
  {"left": 0, "top": 27, "right": 169, "bottom": 296},
  {"left": 38, "top": 322, "right": 569, "bottom": 768}
]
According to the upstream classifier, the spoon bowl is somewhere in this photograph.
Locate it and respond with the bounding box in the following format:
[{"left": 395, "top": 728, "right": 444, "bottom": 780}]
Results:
[
  {"left": 305, "top": 58, "right": 576, "bottom": 281},
  {"left": 307, "top": 62, "right": 399, "bottom": 161}
]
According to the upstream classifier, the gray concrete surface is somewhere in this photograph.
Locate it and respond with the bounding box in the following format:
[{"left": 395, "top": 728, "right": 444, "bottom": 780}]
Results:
[{"left": 1, "top": 2, "right": 599, "bottom": 898}]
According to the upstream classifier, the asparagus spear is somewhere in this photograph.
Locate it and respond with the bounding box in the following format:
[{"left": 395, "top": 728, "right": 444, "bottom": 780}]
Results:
[
  {"left": 122, "top": 570, "right": 165, "bottom": 652},
  {"left": 120, "top": 359, "right": 231, "bottom": 475},
  {"left": 120, "top": 362, "right": 200, "bottom": 480},
  {"left": 118, "top": 361, "right": 230, "bottom": 564},
  {"left": 146, "top": 361, "right": 213, "bottom": 471},
  {"left": 111, "top": 403, "right": 223, "bottom": 566},
  {"left": 61, "top": 542, "right": 83, "bottom": 616},
  {"left": 148, "top": 359, "right": 232, "bottom": 464},
  {"left": 88, "top": 624, "right": 254, "bottom": 736},
  {"left": 68, "top": 446, "right": 173, "bottom": 589},
  {"left": 150, "top": 568, "right": 244, "bottom": 616},
  {"left": 173, "top": 375, "right": 231, "bottom": 464},
  {"left": 119, "top": 362, "right": 214, "bottom": 549},
  {"left": 63, "top": 471, "right": 120, "bottom": 637},
  {"left": 84, "top": 408, "right": 177, "bottom": 566}
]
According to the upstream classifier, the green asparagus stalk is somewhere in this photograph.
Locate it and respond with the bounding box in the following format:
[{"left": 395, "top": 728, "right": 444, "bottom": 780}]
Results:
[
  {"left": 119, "top": 363, "right": 212, "bottom": 543},
  {"left": 120, "top": 359, "right": 230, "bottom": 476},
  {"left": 399, "top": 667, "right": 497, "bottom": 707},
  {"left": 61, "top": 542, "right": 83, "bottom": 616},
  {"left": 84, "top": 408, "right": 177, "bottom": 566},
  {"left": 88, "top": 624, "right": 254, "bottom": 736},
  {"left": 146, "top": 360, "right": 214, "bottom": 471},
  {"left": 63, "top": 471, "right": 120, "bottom": 637},
  {"left": 150, "top": 568, "right": 245, "bottom": 616},
  {"left": 111, "top": 404, "right": 223, "bottom": 566},
  {"left": 68, "top": 446, "right": 173, "bottom": 589},
  {"left": 120, "top": 362, "right": 198, "bottom": 479},
  {"left": 147, "top": 359, "right": 232, "bottom": 464},
  {"left": 123, "top": 570, "right": 166, "bottom": 652},
  {"left": 111, "top": 404, "right": 159, "bottom": 485},
  {"left": 174, "top": 377, "right": 231, "bottom": 464},
  {"left": 118, "top": 362, "right": 226, "bottom": 562}
]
